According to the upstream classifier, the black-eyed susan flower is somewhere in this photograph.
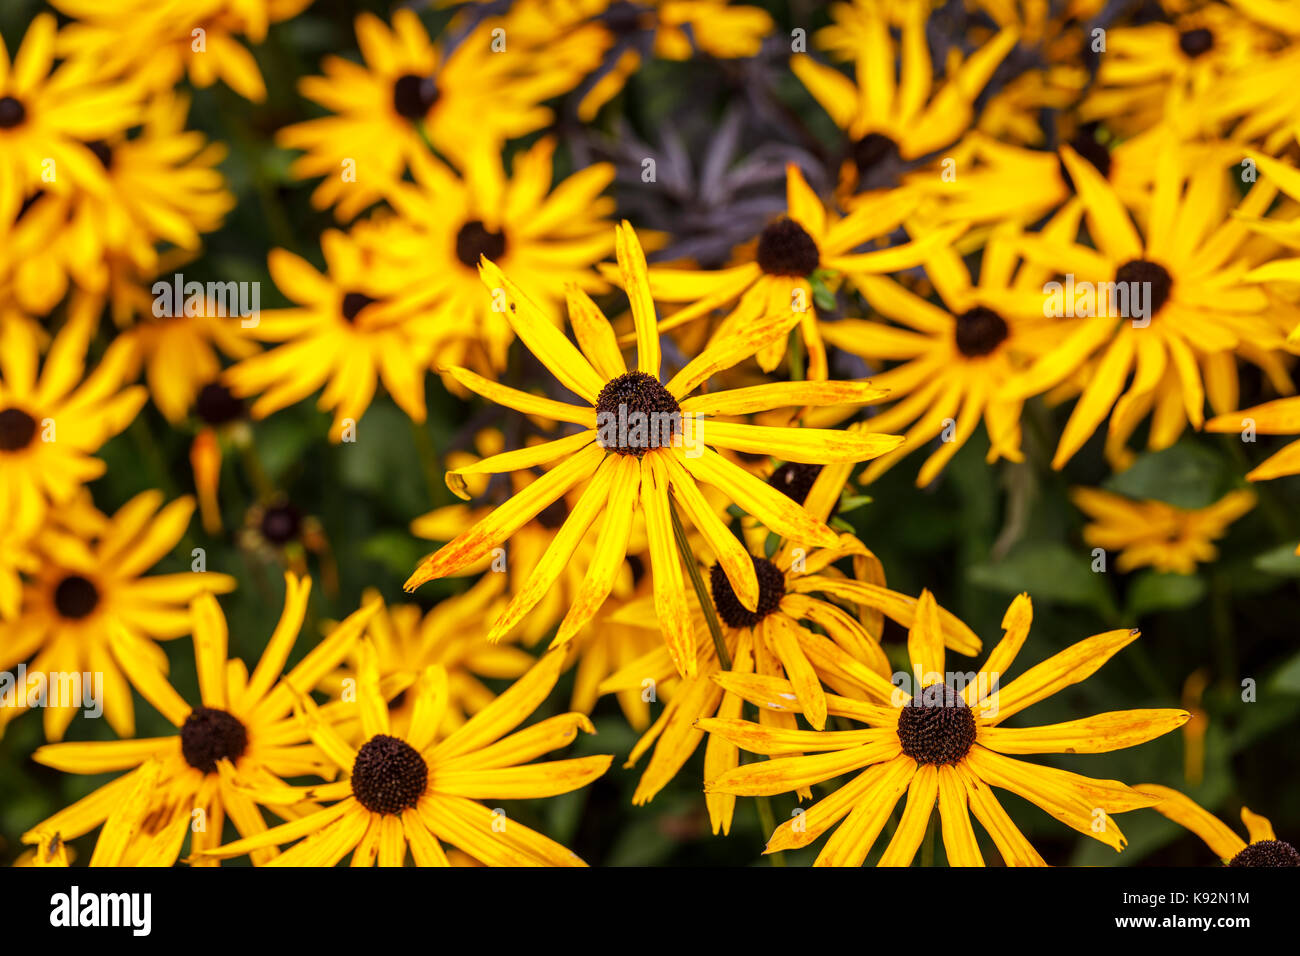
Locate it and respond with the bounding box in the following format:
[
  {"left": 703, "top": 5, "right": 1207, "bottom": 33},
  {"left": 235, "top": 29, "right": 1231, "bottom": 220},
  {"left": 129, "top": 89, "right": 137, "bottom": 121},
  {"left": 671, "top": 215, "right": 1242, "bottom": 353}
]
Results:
[
  {"left": 599, "top": 457, "right": 979, "bottom": 832},
  {"left": 223, "top": 226, "right": 437, "bottom": 441},
  {"left": 1079, "top": 1, "right": 1285, "bottom": 138},
  {"left": 3, "top": 92, "right": 233, "bottom": 313},
  {"left": 0, "top": 13, "right": 139, "bottom": 227},
  {"left": 52, "top": 0, "right": 310, "bottom": 102},
  {"left": 381, "top": 139, "right": 615, "bottom": 372},
  {"left": 1002, "top": 141, "right": 1285, "bottom": 469},
  {"left": 0, "top": 315, "right": 146, "bottom": 535},
  {"left": 0, "top": 491, "right": 235, "bottom": 740},
  {"left": 630, "top": 163, "right": 962, "bottom": 381},
  {"left": 319, "top": 585, "right": 535, "bottom": 739},
  {"left": 23, "top": 576, "right": 378, "bottom": 866},
  {"left": 199, "top": 648, "right": 611, "bottom": 866},
  {"left": 703, "top": 592, "right": 1187, "bottom": 865},
  {"left": 1134, "top": 785, "right": 1299, "bottom": 867},
  {"left": 1071, "top": 486, "right": 1256, "bottom": 574},
  {"left": 276, "top": 10, "right": 601, "bottom": 219},
  {"left": 405, "top": 222, "right": 904, "bottom": 678},
  {"left": 797, "top": 1, "right": 1018, "bottom": 197},
  {"left": 815, "top": 227, "right": 1067, "bottom": 484}
]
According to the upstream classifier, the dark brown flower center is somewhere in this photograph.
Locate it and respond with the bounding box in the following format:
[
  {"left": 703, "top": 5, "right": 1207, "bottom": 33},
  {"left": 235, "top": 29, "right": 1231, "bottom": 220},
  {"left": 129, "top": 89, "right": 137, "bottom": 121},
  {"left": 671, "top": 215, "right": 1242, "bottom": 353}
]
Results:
[
  {"left": 897, "top": 683, "right": 976, "bottom": 766},
  {"left": 851, "top": 132, "right": 902, "bottom": 188},
  {"left": 954, "top": 307, "right": 1009, "bottom": 357},
  {"left": 709, "top": 556, "right": 785, "bottom": 629},
  {"left": 1228, "top": 839, "right": 1300, "bottom": 867},
  {"left": 181, "top": 707, "right": 249, "bottom": 773},
  {"left": 54, "top": 575, "right": 99, "bottom": 620},
  {"left": 1179, "top": 28, "right": 1214, "bottom": 58},
  {"left": 351, "top": 734, "right": 428, "bottom": 815},
  {"left": 595, "top": 370, "right": 681, "bottom": 455},
  {"left": 455, "top": 220, "right": 508, "bottom": 268},
  {"left": 340, "top": 291, "right": 377, "bottom": 322},
  {"left": 392, "top": 74, "right": 438, "bottom": 119},
  {"left": 757, "top": 218, "right": 820, "bottom": 277},
  {"left": 1114, "top": 259, "right": 1173, "bottom": 317},
  {"left": 195, "top": 382, "right": 244, "bottom": 425},
  {"left": 260, "top": 503, "right": 302, "bottom": 545},
  {"left": 0, "top": 407, "right": 37, "bottom": 451},
  {"left": 0, "top": 96, "right": 26, "bottom": 129},
  {"left": 768, "top": 462, "right": 823, "bottom": 505}
]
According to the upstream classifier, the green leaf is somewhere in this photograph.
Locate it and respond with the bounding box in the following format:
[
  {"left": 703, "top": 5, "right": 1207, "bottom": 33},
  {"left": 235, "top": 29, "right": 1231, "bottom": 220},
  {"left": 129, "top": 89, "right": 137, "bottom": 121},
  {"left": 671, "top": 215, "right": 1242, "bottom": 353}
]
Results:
[
  {"left": 1124, "top": 570, "right": 1206, "bottom": 618},
  {"left": 809, "top": 271, "right": 837, "bottom": 311},
  {"left": 1254, "top": 543, "right": 1300, "bottom": 577},
  {"left": 1102, "top": 443, "right": 1226, "bottom": 509},
  {"left": 968, "top": 541, "right": 1117, "bottom": 616}
]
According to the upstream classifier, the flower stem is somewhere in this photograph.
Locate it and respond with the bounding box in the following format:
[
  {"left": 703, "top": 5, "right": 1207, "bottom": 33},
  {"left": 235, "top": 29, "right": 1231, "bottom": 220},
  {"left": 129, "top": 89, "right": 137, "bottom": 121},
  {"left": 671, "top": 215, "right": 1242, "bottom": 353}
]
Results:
[{"left": 669, "top": 501, "right": 731, "bottom": 670}]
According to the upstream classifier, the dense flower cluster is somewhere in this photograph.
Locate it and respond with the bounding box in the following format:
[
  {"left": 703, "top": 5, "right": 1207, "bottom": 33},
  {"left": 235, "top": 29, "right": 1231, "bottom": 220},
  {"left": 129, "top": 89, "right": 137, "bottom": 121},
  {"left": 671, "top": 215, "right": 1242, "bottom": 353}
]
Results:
[{"left": 1, "top": 0, "right": 1298, "bottom": 869}]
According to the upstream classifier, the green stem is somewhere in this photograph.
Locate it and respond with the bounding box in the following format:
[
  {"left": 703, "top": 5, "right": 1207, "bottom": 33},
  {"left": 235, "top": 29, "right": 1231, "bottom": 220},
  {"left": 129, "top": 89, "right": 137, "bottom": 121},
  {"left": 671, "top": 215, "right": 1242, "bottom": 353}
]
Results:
[
  {"left": 755, "top": 795, "right": 785, "bottom": 867},
  {"left": 410, "top": 419, "right": 441, "bottom": 506},
  {"left": 669, "top": 502, "right": 731, "bottom": 670}
]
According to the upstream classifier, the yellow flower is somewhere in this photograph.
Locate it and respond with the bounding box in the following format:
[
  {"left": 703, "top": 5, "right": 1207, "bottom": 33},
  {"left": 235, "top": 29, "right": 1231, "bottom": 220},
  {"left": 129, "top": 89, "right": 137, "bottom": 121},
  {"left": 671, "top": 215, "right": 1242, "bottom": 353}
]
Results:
[
  {"left": 51, "top": 0, "right": 311, "bottom": 102},
  {"left": 1071, "top": 486, "right": 1256, "bottom": 574},
  {"left": 703, "top": 592, "right": 1187, "bottom": 865},
  {"left": 0, "top": 491, "right": 236, "bottom": 740},
  {"left": 0, "top": 13, "right": 140, "bottom": 226},
  {"left": 277, "top": 10, "right": 601, "bottom": 219},
  {"left": 632, "top": 164, "right": 961, "bottom": 381},
  {"left": 199, "top": 648, "right": 612, "bottom": 866},
  {"left": 404, "top": 222, "right": 903, "bottom": 678},
  {"left": 815, "top": 226, "right": 1066, "bottom": 484},
  {"left": 319, "top": 584, "right": 535, "bottom": 740},
  {"left": 23, "top": 576, "right": 377, "bottom": 866},
  {"left": 381, "top": 139, "right": 616, "bottom": 371},
  {"left": 602, "top": 457, "right": 979, "bottom": 833},
  {"left": 3, "top": 92, "right": 233, "bottom": 314},
  {"left": 1134, "top": 785, "right": 1298, "bottom": 866},
  {"left": 1079, "top": 1, "right": 1287, "bottom": 138},
  {"left": 223, "top": 225, "right": 438, "bottom": 441},
  {"left": 1002, "top": 140, "right": 1286, "bottom": 469},
  {"left": 0, "top": 315, "right": 146, "bottom": 535},
  {"left": 796, "top": 1, "right": 1017, "bottom": 196}
]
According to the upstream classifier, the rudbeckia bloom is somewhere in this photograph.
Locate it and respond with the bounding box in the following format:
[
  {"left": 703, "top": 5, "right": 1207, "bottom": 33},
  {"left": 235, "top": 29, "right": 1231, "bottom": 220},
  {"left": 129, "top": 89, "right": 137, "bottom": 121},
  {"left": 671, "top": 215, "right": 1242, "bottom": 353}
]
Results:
[
  {"left": 200, "top": 648, "right": 612, "bottom": 866},
  {"left": 601, "top": 457, "right": 979, "bottom": 833},
  {"left": 631, "top": 164, "right": 961, "bottom": 381},
  {"left": 815, "top": 227, "right": 1067, "bottom": 485},
  {"left": 51, "top": 0, "right": 311, "bottom": 102},
  {"left": 404, "top": 222, "right": 904, "bottom": 677},
  {"left": 1134, "top": 785, "right": 1299, "bottom": 867},
  {"left": 1002, "top": 141, "right": 1285, "bottom": 468},
  {"left": 381, "top": 139, "right": 616, "bottom": 371},
  {"left": 1071, "top": 486, "right": 1256, "bottom": 574},
  {"left": 0, "top": 13, "right": 140, "bottom": 225},
  {"left": 0, "top": 491, "right": 235, "bottom": 740},
  {"left": 0, "top": 316, "right": 146, "bottom": 534},
  {"left": 23, "top": 577, "right": 378, "bottom": 866},
  {"left": 276, "top": 10, "right": 602, "bottom": 219},
  {"left": 703, "top": 592, "right": 1187, "bottom": 865},
  {"left": 3, "top": 91, "right": 233, "bottom": 313},
  {"left": 1079, "top": 1, "right": 1285, "bottom": 138},
  {"left": 796, "top": 1, "right": 1018, "bottom": 196},
  {"left": 223, "top": 226, "right": 438, "bottom": 441}
]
